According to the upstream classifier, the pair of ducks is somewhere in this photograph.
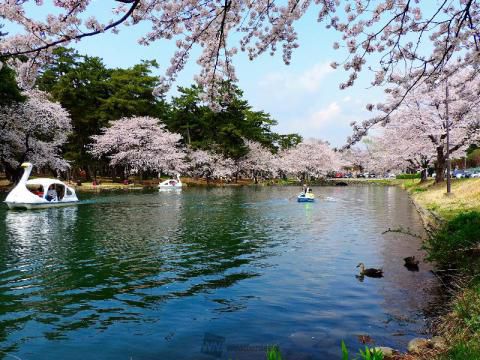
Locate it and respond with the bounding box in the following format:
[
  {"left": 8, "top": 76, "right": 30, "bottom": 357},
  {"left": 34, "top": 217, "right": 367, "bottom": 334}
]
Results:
[{"left": 357, "top": 256, "right": 420, "bottom": 279}]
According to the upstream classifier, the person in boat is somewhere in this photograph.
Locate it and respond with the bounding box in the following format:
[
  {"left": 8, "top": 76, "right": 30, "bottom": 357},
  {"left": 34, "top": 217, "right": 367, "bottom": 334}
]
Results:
[
  {"left": 302, "top": 184, "right": 308, "bottom": 194},
  {"left": 46, "top": 185, "right": 58, "bottom": 201},
  {"left": 34, "top": 186, "right": 44, "bottom": 197}
]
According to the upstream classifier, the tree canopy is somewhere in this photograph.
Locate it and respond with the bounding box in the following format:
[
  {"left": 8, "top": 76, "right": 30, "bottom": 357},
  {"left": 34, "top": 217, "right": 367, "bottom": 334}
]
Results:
[
  {"left": 0, "top": 63, "right": 24, "bottom": 106},
  {"left": 167, "top": 84, "right": 283, "bottom": 159},
  {"left": 36, "top": 48, "right": 168, "bottom": 171},
  {"left": 30, "top": 48, "right": 301, "bottom": 177}
]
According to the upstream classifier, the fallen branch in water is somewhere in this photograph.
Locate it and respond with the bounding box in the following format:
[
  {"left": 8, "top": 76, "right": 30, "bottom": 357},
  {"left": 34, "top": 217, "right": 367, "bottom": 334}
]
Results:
[{"left": 382, "top": 227, "right": 424, "bottom": 239}]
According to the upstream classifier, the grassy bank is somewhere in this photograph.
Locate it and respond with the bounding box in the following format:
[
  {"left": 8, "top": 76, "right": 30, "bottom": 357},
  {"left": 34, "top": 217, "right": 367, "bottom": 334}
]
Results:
[
  {"left": 402, "top": 178, "right": 480, "bottom": 220},
  {"left": 399, "top": 178, "right": 480, "bottom": 359}
]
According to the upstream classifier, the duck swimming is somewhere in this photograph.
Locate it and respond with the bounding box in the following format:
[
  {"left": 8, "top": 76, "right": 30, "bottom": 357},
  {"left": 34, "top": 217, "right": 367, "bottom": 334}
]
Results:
[
  {"left": 404, "top": 256, "right": 420, "bottom": 271},
  {"left": 356, "top": 263, "right": 383, "bottom": 278}
]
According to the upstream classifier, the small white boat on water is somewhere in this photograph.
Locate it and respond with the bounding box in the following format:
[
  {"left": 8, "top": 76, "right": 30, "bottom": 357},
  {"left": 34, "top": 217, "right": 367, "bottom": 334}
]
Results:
[
  {"left": 158, "top": 174, "right": 182, "bottom": 190},
  {"left": 4, "top": 163, "right": 79, "bottom": 210}
]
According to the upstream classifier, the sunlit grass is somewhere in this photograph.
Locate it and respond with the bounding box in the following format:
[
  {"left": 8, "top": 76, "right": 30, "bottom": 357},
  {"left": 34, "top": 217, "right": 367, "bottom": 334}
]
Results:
[
  {"left": 438, "top": 285, "right": 480, "bottom": 360},
  {"left": 405, "top": 179, "right": 480, "bottom": 220}
]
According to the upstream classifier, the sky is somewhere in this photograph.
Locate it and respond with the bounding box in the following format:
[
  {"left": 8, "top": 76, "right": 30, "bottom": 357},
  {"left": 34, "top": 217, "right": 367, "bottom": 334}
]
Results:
[{"left": 5, "top": 1, "right": 389, "bottom": 147}]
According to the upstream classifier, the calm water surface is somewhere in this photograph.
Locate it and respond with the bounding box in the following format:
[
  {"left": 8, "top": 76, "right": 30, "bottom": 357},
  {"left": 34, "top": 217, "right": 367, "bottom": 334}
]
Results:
[{"left": 0, "top": 186, "right": 440, "bottom": 359}]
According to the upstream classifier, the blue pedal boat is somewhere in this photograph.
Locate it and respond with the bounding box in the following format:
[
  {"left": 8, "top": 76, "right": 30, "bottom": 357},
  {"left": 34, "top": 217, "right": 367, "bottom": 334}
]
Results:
[{"left": 297, "top": 192, "right": 315, "bottom": 202}]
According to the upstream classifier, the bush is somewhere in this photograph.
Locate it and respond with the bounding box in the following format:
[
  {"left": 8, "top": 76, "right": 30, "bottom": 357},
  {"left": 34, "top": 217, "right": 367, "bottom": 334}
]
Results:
[
  {"left": 424, "top": 212, "right": 480, "bottom": 270},
  {"left": 396, "top": 173, "right": 421, "bottom": 179},
  {"left": 440, "top": 341, "right": 480, "bottom": 360},
  {"left": 454, "top": 287, "right": 480, "bottom": 333},
  {"left": 341, "top": 341, "right": 384, "bottom": 360}
]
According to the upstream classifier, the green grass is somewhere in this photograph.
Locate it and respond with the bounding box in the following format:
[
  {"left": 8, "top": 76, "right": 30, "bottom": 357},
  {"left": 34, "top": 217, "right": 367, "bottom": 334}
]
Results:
[
  {"left": 424, "top": 211, "right": 480, "bottom": 271},
  {"left": 266, "top": 345, "right": 282, "bottom": 360},
  {"left": 340, "top": 341, "right": 384, "bottom": 360},
  {"left": 453, "top": 287, "right": 480, "bottom": 333},
  {"left": 440, "top": 287, "right": 480, "bottom": 359},
  {"left": 396, "top": 173, "right": 421, "bottom": 179},
  {"left": 422, "top": 211, "right": 480, "bottom": 359},
  {"left": 438, "top": 341, "right": 480, "bottom": 360}
]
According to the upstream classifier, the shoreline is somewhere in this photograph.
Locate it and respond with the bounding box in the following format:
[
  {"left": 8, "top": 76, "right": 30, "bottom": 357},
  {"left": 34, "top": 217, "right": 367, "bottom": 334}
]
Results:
[
  {"left": 0, "top": 177, "right": 397, "bottom": 194},
  {"left": 388, "top": 179, "right": 480, "bottom": 359}
]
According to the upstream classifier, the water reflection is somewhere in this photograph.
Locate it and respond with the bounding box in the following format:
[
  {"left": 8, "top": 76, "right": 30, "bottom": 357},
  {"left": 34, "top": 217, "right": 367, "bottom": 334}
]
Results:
[
  {"left": 0, "top": 190, "right": 267, "bottom": 355},
  {"left": 5, "top": 207, "right": 78, "bottom": 248},
  {"left": 0, "top": 187, "right": 441, "bottom": 359}
]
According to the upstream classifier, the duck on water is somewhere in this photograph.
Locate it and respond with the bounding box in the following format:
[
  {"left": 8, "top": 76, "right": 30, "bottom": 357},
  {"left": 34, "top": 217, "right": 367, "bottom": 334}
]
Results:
[
  {"left": 356, "top": 263, "right": 384, "bottom": 278},
  {"left": 4, "top": 163, "right": 79, "bottom": 210}
]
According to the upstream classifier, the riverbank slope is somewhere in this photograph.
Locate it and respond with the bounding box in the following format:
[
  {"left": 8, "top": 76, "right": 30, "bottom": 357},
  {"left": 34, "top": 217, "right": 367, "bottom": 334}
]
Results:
[{"left": 399, "top": 178, "right": 480, "bottom": 360}]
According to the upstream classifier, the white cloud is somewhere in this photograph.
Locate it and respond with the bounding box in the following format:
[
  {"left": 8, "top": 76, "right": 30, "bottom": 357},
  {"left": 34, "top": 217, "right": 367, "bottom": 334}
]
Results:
[
  {"left": 258, "top": 62, "right": 333, "bottom": 93},
  {"left": 277, "top": 101, "right": 342, "bottom": 134},
  {"left": 307, "top": 102, "right": 341, "bottom": 129},
  {"left": 297, "top": 62, "right": 334, "bottom": 92}
]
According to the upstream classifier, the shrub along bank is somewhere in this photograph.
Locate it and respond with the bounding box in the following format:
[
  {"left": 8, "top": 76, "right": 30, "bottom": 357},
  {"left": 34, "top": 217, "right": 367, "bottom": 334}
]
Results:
[{"left": 403, "top": 179, "right": 480, "bottom": 359}]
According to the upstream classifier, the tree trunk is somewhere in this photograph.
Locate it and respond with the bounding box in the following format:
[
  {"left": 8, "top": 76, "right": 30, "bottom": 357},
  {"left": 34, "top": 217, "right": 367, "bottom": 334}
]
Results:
[
  {"left": 86, "top": 165, "right": 94, "bottom": 181},
  {"left": 3, "top": 162, "right": 22, "bottom": 183},
  {"left": 420, "top": 168, "right": 428, "bottom": 182},
  {"left": 435, "top": 146, "right": 446, "bottom": 183},
  {"left": 186, "top": 122, "right": 191, "bottom": 146}
]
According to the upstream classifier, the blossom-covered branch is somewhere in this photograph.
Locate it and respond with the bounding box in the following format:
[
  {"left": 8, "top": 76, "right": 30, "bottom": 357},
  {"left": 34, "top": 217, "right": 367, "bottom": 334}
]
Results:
[{"left": 1, "top": 1, "right": 477, "bottom": 101}]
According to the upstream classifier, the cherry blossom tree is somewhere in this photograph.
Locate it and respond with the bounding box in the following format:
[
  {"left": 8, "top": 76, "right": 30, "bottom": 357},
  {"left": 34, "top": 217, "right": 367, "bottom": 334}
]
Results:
[
  {"left": 1, "top": 1, "right": 478, "bottom": 101},
  {"left": 341, "top": 147, "right": 374, "bottom": 174},
  {"left": 187, "top": 149, "right": 215, "bottom": 180},
  {"left": 212, "top": 155, "right": 236, "bottom": 181},
  {"left": 365, "top": 71, "right": 480, "bottom": 182},
  {"left": 89, "top": 116, "right": 186, "bottom": 176},
  {"left": 0, "top": 89, "right": 71, "bottom": 181},
  {"left": 277, "top": 139, "right": 342, "bottom": 180},
  {"left": 187, "top": 148, "right": 236, "bottom": 182},
  {"left": 365, "top": 132, "right": 435, "bottom": 181},
  {"left": 237, "top": 140, "right": 276, "bottom": 183}
]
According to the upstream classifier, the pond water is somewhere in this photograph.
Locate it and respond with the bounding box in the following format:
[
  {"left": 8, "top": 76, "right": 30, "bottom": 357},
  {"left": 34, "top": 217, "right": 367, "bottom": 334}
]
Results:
[{"left": 0, "top": 186, "right": 440, "bottom": 359}]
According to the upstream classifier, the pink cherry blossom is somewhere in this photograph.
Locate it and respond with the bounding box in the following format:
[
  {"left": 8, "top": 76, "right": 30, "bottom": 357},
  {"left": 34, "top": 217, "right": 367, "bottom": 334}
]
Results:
[
  {"left": 237, "top": 140, "right": 276, "bottom": 182},
  {"left": 359, "top": 70, "right": 480, "bottom": 181},
  {"left": 277, "top": 139, "right": 342, "bottom": 179},
  {"left": 1, "top": 1, "right": 477, "bottom": 104},
  {"left": 0, "top": 89, "right": 72, "bottom": 177},
  {"left": 90, "top": 116, "right": 187, "bottom": 175}
]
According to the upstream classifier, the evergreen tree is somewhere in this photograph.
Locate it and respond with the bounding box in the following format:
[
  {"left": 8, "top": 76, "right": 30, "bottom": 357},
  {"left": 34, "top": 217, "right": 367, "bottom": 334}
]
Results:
[
  {"left": 0, "top": 64, "right": 24, "bottom": 106},
  {"left": 37, "top": 48, "right": 167, "bottom": 176}
]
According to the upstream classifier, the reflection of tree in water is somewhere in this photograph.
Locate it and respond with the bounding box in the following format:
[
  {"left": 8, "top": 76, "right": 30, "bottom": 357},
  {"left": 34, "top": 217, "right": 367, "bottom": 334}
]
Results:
[
  {"left": 0, "top": 189, "right": 272, "bottom": 351},
  {"left": 0, "top": 208, "right": 78, "bottom": 352},
  {"left": 374, "top": 187, "right": 443, "bottom": 346},
  {"left": 171, "top": 188, "right": 275, "bottom": 306}
]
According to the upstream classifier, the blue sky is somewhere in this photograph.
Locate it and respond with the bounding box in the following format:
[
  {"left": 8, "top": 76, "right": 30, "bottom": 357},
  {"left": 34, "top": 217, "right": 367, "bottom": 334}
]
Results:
[{"left": 6, "top": 1, "right": 389, "bottom": 147}]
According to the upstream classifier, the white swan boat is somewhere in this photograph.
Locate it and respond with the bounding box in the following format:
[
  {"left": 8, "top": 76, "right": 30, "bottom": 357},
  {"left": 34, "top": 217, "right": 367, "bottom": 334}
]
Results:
[
  {"left": 4, "top": 163, "right": 79, "bottom": 209},
  {"left": 158, "top": 174, "right": 182, "bottom": 190}
]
